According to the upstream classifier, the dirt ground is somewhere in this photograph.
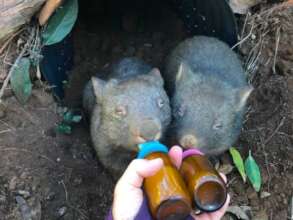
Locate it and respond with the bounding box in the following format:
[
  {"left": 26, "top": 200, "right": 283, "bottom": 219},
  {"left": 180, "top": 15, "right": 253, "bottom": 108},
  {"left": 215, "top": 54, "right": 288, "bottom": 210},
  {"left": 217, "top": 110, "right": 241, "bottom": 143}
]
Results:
[{"left": 0, "top": 1, "right": 292, "bottom": 220}]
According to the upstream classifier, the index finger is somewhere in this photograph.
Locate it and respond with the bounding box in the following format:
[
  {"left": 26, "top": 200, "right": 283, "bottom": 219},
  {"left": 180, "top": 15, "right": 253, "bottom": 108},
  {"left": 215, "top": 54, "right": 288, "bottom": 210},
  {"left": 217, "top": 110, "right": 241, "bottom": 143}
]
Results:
[{"left": 168, "top": 146, "right": 183, "bottom": 169}]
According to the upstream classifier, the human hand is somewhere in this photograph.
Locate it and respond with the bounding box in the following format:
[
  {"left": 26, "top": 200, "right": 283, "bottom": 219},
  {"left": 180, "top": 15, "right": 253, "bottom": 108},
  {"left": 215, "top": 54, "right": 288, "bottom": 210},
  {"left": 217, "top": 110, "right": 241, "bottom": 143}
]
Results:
[
  {"left": 112, "top": 147, "right": 181, "bottom": 220},
  {"left": 112, "top": 146, "right": 230, "bottom": 220},
  {"left": 112, "top": 158, "right": 163, "bottom": 219}
]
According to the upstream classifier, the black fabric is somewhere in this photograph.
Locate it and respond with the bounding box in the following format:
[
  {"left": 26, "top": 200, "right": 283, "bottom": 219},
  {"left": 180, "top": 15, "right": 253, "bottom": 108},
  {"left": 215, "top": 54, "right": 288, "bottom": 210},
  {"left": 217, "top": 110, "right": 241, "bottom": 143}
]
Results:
[
  {"left": 40, "top": 34, "right": 74, "bottom": 99},
  {"left": 39, "top": 0, "right": 237, "bottom": 100},
  {"left": 171, "top": 0, "right": 237, "bottom": 47}
]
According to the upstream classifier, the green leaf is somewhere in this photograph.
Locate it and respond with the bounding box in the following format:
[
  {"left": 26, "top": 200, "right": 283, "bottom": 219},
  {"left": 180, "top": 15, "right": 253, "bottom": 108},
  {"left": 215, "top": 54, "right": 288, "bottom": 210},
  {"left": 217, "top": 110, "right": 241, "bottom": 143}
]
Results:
[
  {"left": 56, "top": 123, "right": 72, "bottom": 134},
  {"left": 42, "top": 0, "right": 78, "bottom": 45},
  {"left": 10, "top": 58, "right": 32, "bottom": 104},
  {"left": 245, "top": 151, "right": 261, "bottom": 192},
  {"left": 63, "top": 111, "right": 74, "bottom": 123},
  {"left": 63, "top": 111, "right": 82, "bottom": 123},
  {"left": 71, "top": 115, "right": 82, "bottom": 123},
  {"left": 229, "top": 147, "right": 247, "bottom": 182}
]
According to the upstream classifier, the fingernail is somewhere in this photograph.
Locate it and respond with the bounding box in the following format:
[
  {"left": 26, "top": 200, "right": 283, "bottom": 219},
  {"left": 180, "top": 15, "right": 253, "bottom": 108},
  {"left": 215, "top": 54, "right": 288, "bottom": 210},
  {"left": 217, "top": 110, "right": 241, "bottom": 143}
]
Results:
[{"left": 148, "top": 158, "right": 163, "bottom": 165}]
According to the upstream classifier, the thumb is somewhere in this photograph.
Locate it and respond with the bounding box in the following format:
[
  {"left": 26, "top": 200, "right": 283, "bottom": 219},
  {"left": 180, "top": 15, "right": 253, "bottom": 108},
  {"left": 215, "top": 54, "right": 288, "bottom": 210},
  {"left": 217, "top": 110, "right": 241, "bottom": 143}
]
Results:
[
  {"left": 168, "top": 146, "right": 183, "bottom": 169},
  {"left": 113, "top": 159, "right": 163, "bottom": 220},
  {"left": 116, "top": 158, "right": 163, "bottom": 189}
]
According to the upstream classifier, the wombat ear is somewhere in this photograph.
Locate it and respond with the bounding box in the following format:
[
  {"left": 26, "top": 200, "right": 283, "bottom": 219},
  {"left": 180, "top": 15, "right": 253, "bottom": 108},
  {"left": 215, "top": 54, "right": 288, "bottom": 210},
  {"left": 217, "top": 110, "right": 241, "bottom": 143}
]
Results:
[
  {"left": 236, "top": 86, "right": 253, "bottom": 111},
  {"left": 91, "top": 77, "right": 106, "bottom": 102},
  {"left": 148, "top": 68, "right": 164, "bottom": 87},
  {"left": 176, "top": 62, "right": 194, "bottom": 83}
]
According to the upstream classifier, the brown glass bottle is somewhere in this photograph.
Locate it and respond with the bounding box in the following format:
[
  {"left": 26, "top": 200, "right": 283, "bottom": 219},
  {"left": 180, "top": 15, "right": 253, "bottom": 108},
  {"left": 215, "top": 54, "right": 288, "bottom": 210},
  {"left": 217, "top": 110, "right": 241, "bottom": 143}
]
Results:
[
  {"left": 143, "top": 152, "right": 192, "bottom": 220},
  {"left": 180, "top": 150, "right": 227, "bottom": 213}
]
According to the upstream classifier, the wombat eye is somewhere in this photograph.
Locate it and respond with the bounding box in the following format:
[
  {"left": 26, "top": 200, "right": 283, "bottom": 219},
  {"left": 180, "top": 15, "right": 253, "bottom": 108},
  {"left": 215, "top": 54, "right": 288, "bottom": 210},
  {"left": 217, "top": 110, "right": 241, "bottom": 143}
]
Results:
[
  {"left": 157, "top": 98, "right": 164, "bottom": 108},
  {"left": 174, "top": 106, "right": 185, "bottom": 118},
  {"left": 115, "top": 106, "right": 127, "bottom": 117},
  {"left": 178, "top": 106, "right": 185, "bottom": 117},
  {"left": 213, "top": 122, "right": 223, "bottom": 130}
]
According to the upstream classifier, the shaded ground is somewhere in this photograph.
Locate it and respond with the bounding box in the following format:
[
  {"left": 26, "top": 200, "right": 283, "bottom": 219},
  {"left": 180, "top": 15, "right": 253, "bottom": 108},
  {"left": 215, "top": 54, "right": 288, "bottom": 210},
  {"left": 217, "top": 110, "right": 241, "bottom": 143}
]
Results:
[
  {"left": 0, "top": 1, "right": 292, "bottom": 220},
  {"left": 230, "top": 4, "right": 293, "bottom": 219},
  {"left": 0, "top": 91, "right": 113, "bottom": 219}
]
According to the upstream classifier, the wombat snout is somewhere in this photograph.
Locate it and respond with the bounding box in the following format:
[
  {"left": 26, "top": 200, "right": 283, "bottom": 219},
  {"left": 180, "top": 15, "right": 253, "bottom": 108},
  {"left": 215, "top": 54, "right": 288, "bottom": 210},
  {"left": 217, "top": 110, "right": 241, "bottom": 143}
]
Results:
[
  {"left": 136, "top": 119, "right": 162, "bottom": 142},
  {"left": 180, "top": 134, "right": 199, "bottom": 149}
]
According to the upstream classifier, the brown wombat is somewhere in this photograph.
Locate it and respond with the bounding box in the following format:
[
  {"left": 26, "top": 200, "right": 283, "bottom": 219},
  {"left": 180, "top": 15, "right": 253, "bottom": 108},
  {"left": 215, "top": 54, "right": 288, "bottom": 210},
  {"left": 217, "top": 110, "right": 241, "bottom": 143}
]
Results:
[
  {"left": 83, "top": 57, "right": 171, "bottom": 177},
  {"left": 164, "top": 36, "right": 252, "bottom": 155}
]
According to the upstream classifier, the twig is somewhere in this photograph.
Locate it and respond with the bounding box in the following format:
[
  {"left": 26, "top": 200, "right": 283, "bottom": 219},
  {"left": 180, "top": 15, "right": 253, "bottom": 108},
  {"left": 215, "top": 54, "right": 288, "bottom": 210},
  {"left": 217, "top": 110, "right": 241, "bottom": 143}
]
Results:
[
  {"left": 240, "top": 12, "right": 250, "bottom": 42},
  {"left": 0, "top": 119, "right": 16, "bottom": 131},
  {"left": 60, "top": 180, "right": 89, "bottom": 219},
  {"left": 254, "top": 2, "right": 288, "bottom": 18},
  {"left": 226, "top": 177, "right": 237, "bottom": 187},
  {"left": 0, "top": 129, "right": 12, "bottom": 134},
  {"left": 18, "top": 107, "right": 40, "bottom": 125},
  {"left": 0, "top": 147, "right": 57, "bottom": 165},
  {"left": 68, "top": 204, "right": 89, "bottom": 220},
  {"left": 258, "top": 130, "right": 272, "bottom": 192},
  {"left": 264, "top": 117, "right": 285, "bottom": 145},
  {"left": 272, "top": 27, "right": 281, "bottom": 74},
  {"left": 275, "top": 131, "right": 293, "bottom": 139},
  {"left": 245, "top": 29, "right": 269, "bottom": 83},
  {"left": 60, "top": 180, "right": 68, "bottom": 201},
  {"left": 0, "top": 28, "right": 35, "bottom": 101},
  {"left": 2, "top": 41, "right": 13, "bottom": 69},
  {"left": 289, "top": 196, "right": 293, "bottom": 220},
  {"left": 0, "top": 28, "right": 24, "bottom": 55},
  {"left": 232, "top": 16, "right": 254, "bottom": 50}
]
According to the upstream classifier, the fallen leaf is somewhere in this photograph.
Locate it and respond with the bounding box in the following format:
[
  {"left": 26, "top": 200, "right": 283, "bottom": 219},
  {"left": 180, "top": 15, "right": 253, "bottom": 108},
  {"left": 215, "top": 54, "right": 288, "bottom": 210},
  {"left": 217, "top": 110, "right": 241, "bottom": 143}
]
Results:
[
  {"left": 42, "top": 0, "right": 78, "bottom": 45},
  {"left": 229, "top": 147, "right": 247, "bottom": 182},
  {"left": 245, "top": 150, "right": 261, "bottom": 192},
  {"left": 10, "top": 58, "right": 32, "bottom": 104}
]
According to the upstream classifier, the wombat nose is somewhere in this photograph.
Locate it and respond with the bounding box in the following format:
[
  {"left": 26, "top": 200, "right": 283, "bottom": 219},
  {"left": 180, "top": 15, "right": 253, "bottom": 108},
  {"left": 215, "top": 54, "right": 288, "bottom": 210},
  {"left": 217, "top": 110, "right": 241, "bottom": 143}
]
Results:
[
  {"left": 180, "top": 135, "right": 198, "bottom": 148},
  {"left": 139, "top": 119, "right": 161, "bottom": 141}
]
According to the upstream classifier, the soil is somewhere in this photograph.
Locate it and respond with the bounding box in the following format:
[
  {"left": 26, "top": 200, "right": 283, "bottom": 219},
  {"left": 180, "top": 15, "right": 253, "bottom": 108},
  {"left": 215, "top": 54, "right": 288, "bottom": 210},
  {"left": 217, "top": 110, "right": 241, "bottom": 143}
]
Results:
[{"left": 0, "top": 1, "right": 292, "bottom": 220}]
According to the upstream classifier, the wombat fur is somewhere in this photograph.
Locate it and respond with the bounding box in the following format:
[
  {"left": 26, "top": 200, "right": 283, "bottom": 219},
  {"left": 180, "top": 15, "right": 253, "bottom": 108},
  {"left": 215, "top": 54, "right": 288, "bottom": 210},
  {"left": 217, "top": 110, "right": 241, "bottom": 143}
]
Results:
[
  {"left": 164, "top": 36, "right": 252, "bottom": 155},
  {"left": 83, "top": 57, "right": 171, "bottom": 177}
]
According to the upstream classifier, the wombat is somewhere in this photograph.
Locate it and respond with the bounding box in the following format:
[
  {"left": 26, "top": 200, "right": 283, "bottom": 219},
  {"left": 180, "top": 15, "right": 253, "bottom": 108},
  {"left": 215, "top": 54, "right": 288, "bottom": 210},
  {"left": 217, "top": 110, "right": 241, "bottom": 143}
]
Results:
[
  {"left": 164, "top": 36, "right": 252, "bottom": 155},
  {"left": 83, "top": 57, "right": 171, "bottom": 177}
]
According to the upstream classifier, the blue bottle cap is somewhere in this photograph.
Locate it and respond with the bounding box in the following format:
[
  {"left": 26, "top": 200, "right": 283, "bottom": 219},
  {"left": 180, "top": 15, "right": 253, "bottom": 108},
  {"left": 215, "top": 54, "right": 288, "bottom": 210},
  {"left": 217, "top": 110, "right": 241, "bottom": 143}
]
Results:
[{"left": 137, "top": 141, "right": 168, "bottom": 159}]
